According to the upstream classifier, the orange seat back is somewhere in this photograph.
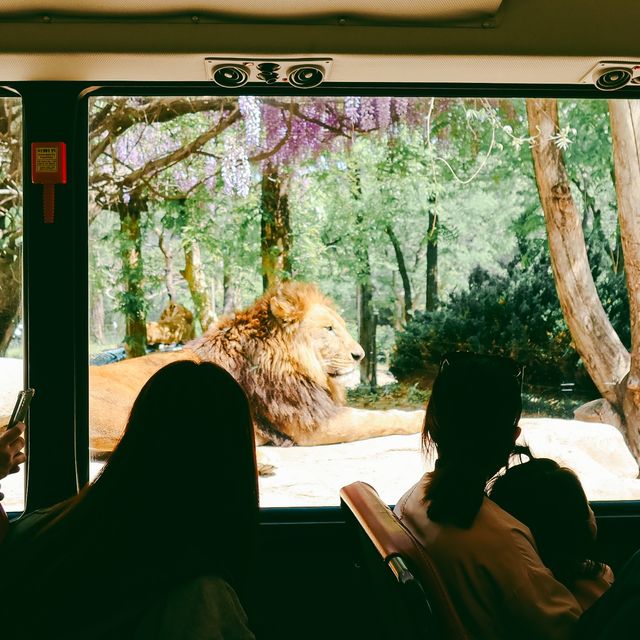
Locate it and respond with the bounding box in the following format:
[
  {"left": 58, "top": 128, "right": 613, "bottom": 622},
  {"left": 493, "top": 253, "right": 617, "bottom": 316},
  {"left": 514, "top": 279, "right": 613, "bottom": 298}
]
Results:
[{"left": 340, "top": 481, "right": 468, "bottom": 640}]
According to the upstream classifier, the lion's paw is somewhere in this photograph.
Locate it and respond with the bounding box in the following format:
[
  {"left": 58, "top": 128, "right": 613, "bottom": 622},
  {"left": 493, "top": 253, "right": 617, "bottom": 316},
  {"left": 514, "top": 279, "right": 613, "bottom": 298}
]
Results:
[{"left": 257, "top": 449, "right": 277, "bottom": 476}]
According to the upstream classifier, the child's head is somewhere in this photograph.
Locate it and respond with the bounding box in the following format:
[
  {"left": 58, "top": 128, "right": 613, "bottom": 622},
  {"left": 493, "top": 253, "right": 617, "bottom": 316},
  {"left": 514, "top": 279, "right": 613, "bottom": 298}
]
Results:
[{"left": 489, "top": 456, "right": 599, "bottom": 584}]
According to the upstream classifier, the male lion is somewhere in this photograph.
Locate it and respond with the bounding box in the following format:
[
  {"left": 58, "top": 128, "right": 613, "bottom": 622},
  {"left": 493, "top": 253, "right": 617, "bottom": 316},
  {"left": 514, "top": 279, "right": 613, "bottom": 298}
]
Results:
[{"left": 89, "top": 282, "right": 423, "bottom": 455}]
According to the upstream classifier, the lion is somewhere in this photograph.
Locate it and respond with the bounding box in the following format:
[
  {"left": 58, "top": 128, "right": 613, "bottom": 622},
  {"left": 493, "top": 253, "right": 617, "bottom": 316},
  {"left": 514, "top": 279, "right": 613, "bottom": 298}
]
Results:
[
  {"left": 146, "top": 300, "right": 195, "bottom": 346},
  {"left": 89, "top": 282, "right": 423, "bottom": 455}
]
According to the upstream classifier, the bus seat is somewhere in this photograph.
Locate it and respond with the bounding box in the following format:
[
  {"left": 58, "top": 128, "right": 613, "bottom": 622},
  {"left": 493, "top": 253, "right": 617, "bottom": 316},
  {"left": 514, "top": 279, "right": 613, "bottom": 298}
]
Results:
[{"left": 340, "top": 481, "right": 468, "bottom": 640}]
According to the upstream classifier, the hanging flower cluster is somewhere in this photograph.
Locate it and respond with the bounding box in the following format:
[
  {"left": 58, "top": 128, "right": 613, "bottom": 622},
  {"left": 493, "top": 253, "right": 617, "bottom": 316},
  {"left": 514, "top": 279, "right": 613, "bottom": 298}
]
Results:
[
  {"left": 358, "top": 98, "right": 377, "bottom": 131},
  {"left": 341, "top": 97, "right": 411, "bottom": 132},
  {"left": 238, "top": 96, "right": 262, "bottom": 148},
  {"left": 344, "top": 96, "right": 361, "bottom": 123},
  {"left": 172, "top": 164, "right": 200, "bottom": 193},
  {"left": 221, "top": 138, "right": 251, "bottom": 197},
  {"left": 394, "top": 98, "right": 409, "bottom": 120},
  {"left": 260, "top": 102, "right": 327, "bottom": 166},
  {"left": 376, "top": 98, "right": 392, "bottom": 131},
  {"left": 217, "top": 97, "right": 422, "bottom": 196},
  {"left": 114, "top": 123, "right": 183, "bottom": 169},
  {"left": 203, "top": 154, "right": 217, "bottom": 189}
]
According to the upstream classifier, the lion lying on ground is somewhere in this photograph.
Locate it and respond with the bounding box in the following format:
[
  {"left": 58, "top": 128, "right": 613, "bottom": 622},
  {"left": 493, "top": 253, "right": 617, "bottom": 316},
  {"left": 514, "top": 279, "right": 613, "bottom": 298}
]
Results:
[
  {"left": 146, "top": 300, "right": 195, "bottom": 346},
  {"left": 89, "top": 282, "right": 424, "bottom": 456}
]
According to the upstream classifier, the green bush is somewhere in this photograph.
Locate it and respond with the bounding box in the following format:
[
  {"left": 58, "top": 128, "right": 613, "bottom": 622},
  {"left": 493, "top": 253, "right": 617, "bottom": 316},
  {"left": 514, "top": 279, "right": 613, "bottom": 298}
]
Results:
[{"left": 390, "top": 247, "right": 580, "bottom": 389}]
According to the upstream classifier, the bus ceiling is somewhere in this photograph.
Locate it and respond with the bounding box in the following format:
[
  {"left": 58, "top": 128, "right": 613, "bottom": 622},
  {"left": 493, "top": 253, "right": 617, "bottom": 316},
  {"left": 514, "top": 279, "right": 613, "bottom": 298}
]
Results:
[{"left": 0, "top": 0, "right": 637, "bottom": 84}]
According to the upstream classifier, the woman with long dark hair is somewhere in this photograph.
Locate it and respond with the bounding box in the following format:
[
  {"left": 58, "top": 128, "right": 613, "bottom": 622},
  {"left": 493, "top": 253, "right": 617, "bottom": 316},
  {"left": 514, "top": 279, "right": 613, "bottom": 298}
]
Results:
[
  {"left": 0, "top": 360, "right": 258, "bottom": 639},
  {"left": 394, "top": 352, "right": 582, "bottom": 639}
]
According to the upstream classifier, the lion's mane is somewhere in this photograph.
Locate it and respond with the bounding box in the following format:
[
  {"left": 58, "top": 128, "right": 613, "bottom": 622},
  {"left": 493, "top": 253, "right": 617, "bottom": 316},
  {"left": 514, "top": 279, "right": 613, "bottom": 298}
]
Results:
[{"left": 186, "top": 282, "right": 345, "bottom": 445}]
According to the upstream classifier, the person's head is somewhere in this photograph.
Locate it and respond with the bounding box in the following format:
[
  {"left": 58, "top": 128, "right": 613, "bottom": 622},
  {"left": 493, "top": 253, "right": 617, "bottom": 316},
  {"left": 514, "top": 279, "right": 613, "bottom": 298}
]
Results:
[
  {"left": 423, "top": 352, "right": 522, "bottom": 527},
  {"left": 99, "top": 359, "right": 258, "bottom": 531},
  {"left": 0, "top": 360, "right": 259, "bottom": 636},
  {"left": 83, "top": 359, "right": 260, "bottom": 583},
  {"left": 489, "top": 456, "right": 601, "bottom": 585}
]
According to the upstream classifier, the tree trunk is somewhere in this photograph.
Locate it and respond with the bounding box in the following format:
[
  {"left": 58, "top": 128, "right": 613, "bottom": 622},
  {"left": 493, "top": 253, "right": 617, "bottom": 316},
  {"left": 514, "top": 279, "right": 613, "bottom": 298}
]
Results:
[
  {"left": 426, "top": 196, "right": 439, "bottom": 311},
  {"left": 0, "top": 252, "right": 21, "bottom": 354},
  {"left": 118, "top": 195, "right": 148, "bottom": 358},
  {"left": 90, "top": 288, "right": 105, "bottom": 346},
  {"left": 158, "top": 232, "right": 177, "bottom": 301},
  {"left": 609, "top": 99, "right": 640, "bottom": 458},
  {"left": 181, "top": 240, "right": 216, "bottom": 332},
  {"left": 357, "top": 281, "right": 377, "bottom": 389},
  {"left": 526, "top": 98, "right": 631, "bottom": 437},
  {"left": 260, "top": 163, "right": 292, "bottom": 291},
  {"left": 222, "top": 262, "right": 237, "bottom": 315},
  {"left": 386, "top": 224, "right": 412, "bottom": 322},
  {"left": 349, "top": 162, "right": 376, "bottom": 388}
]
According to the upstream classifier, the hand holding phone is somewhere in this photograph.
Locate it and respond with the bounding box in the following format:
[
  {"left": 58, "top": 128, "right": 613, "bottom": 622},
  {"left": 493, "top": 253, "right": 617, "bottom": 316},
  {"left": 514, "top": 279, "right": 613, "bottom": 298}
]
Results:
[
  {"left": 0, "top": 389, "right": 32, "bottom": 481},
  {"left": 7, "top": 388, "right": 35, "bottom": 430}
]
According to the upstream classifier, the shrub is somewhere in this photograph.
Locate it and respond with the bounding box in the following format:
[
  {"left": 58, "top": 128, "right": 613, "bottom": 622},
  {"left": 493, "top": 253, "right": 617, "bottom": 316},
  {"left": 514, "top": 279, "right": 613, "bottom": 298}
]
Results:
[{"left": 391, "top": 248, "right": 579, "bottom": 389}]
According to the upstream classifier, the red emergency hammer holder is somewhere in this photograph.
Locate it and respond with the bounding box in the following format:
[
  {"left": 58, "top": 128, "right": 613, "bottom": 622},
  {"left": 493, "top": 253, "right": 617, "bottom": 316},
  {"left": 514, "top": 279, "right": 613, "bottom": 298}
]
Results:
[{"left": 31, "top": 142, "right": 67, "bottom": 224}]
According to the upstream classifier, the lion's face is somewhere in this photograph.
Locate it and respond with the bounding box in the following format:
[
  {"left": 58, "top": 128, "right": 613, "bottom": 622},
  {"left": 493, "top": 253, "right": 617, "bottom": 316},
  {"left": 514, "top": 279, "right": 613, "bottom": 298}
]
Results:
[{"left": 299, "top": 303, "right": 365, "bottom": 378}]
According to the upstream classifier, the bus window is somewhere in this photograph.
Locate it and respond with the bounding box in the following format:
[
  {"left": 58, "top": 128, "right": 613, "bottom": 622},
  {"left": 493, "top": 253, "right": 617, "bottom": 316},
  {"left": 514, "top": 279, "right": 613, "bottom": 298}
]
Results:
[
  {"left": 87, "top": 94, "right": 640, "bottom": 506},
  {"left": 0, "top": 95, "right": 23, "bottom": 512}
]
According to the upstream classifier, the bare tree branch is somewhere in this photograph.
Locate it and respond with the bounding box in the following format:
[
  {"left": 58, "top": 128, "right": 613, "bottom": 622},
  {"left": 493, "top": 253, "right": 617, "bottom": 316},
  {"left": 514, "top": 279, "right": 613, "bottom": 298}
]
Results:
[{"left": 90, "top": 97, "right": 237, "bottom": 163}]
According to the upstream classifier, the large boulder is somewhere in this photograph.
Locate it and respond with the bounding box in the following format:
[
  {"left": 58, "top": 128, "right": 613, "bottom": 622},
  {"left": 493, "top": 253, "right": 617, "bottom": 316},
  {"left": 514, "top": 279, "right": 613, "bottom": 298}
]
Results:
[
  {"left": 518, "top": 418, "right": 640, "bottom": 500},
  {"left": 573, "top": 398, "right": 623, "bottom": 432}
]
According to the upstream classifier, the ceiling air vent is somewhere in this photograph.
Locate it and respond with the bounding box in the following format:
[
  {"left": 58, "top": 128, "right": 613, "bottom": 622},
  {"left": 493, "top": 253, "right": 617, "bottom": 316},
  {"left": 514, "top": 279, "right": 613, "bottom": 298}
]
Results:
[
  {"left": 205, "top": 57, "right": 332, "bottom": 89},
  {"left": 582, "top": 61, "right": 640, "bottom": 91}
]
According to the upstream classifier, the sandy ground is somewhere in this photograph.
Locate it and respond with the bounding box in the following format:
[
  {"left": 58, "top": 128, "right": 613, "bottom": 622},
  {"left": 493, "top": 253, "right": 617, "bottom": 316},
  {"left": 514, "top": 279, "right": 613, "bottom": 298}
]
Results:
[{"left": 2, "top": 358, "right": 640, "bottom": 511}]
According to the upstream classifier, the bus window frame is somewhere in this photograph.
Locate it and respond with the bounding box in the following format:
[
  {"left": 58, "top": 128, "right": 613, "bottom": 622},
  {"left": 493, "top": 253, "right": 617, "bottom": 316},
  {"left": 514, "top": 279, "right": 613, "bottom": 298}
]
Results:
[{"left": 6, "top": 79, "right": 640, "bottom": 519}]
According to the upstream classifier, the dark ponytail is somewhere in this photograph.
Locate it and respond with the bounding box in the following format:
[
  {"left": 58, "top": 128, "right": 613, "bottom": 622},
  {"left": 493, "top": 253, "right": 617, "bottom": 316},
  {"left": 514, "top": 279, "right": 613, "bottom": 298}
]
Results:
[
  {"left": 426, "top": 459, "right": 488, "bottom": 528},
  {"left": 422, "top": 353, "right": 522, "bottom": 528}
]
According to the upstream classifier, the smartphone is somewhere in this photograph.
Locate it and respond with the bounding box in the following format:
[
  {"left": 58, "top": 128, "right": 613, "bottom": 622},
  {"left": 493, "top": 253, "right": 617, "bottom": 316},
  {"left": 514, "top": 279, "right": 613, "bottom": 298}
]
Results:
[{"left": 7, "top": 388, "right": 35, "bottom": 430}]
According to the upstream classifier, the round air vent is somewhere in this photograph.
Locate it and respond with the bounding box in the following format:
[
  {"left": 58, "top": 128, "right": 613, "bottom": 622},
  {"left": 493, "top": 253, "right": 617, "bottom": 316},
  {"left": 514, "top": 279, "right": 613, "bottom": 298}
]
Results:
[
  {"left": 594, "top": 67, "right": 633, "bottom": 91},
  {"left": 212, "top": 64, "right": 250, "bottom": 88},
  {"left": 287, "top": 65, "right": 325, "bottom": 89}
]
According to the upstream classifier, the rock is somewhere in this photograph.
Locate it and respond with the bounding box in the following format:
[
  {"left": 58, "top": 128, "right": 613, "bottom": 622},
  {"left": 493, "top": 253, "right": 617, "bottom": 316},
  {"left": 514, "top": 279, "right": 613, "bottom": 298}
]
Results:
[
  {"left": 518, "top": 418, "right": 640, "bottom": 500},
  {"left": 574, "top": 398, "right": 623, "bottom": 432}
]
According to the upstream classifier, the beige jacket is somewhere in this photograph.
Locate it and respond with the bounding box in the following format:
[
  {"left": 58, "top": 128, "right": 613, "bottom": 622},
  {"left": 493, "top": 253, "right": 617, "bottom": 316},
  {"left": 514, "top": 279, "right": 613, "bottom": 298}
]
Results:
[{"left": 394, "top": 474, "right": 582, "bottom": 640}]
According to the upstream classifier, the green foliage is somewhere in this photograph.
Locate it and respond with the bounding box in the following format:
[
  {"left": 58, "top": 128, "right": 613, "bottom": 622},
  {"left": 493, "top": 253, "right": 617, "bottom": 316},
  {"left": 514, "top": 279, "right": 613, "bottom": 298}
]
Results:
[
  {"left": 521, "top": 389, "right": 587, "bottom": 420},
  {"left": 345, "top": 381, "right": 585, "bottom": 419},
  {"left": 85, "top": 95, "right": 631, "bottom": 409},
  {"left": 390, "top": 243, "right": 581, "bottom": 389},
  {"left": 347, "top": 382, "right": 430, "bottom": 410}
]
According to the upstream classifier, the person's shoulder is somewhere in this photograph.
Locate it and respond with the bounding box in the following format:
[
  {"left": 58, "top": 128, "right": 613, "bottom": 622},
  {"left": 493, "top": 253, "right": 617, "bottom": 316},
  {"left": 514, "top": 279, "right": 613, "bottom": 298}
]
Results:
[
  {"left": 473, "top": 498, "right": 539, "bottom": 555},
  {"left": 5, "top": 504, "right": 61, "bottom": 545},
  {"left": 483, "top": 497, "right": 534, "bottom": 535},
  {"left": 394, "top": 473, "right": 429, "bottom": 518},
  {"left": 180, "top": 575, "right": 241, "bottom": 603},
  {"left": 134, "top": 575, "right": 255, "bottom": 640},
  {"left": 168, "top": 575, "right": 248, "bottom": 620}
]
